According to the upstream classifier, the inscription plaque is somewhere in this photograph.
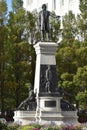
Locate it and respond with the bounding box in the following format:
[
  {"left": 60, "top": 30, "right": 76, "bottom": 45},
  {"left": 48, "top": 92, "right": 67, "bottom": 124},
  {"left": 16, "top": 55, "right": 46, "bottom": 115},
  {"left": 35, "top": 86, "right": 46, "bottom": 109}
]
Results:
[{"left": 45, "top": 101, "right": 56, "bottom": 107}]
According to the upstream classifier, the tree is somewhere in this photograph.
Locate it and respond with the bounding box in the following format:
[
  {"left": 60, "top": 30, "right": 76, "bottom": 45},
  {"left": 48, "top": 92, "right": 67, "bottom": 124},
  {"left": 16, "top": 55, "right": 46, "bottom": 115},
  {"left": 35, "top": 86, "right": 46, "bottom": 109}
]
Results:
[
  {"left": 56, "top": 9, "right": 87, "bottom": 109},
  {"left": 7, "top": 8, "right": 36, "bottom": 108},
  {"left": 56, "top": 11, "right": 79, "bottom": 104},
  {"left": 62, "top": 11, "right": 77, "bottom": 44},
  {"left": 0, "top": 0, "right": 8, "bottom": 115},
  {"left": 12, "top": 0, "right": 23, "bottom": 12},
  {"left": 56, "top": 45, "right": 78, "bottom": 103},
  {"left": 0, "top": 0, "right": 7, "bottom": 17},
  {"left": 74, "top": 66, "right": 87, "bottom": 109},
  {"left": 77, "top": 0, "right": 87, "bottom": 41},
  {"left": 71, "top": 0, "right": 87, "bottom": 108}
]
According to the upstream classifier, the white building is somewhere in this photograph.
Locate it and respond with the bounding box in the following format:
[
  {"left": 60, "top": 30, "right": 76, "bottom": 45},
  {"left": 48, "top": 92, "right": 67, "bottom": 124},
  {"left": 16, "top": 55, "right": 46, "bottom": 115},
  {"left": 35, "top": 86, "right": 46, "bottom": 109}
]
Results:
[{"left": 23, "top": 0, "right": 80, "bottom": 16}]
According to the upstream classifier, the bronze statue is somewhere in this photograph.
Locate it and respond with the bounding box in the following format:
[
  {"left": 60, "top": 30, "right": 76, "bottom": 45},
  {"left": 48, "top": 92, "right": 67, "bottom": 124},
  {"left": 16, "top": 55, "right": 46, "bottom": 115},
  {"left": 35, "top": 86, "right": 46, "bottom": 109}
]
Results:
[
  {"left": 39, "top": 4, "right": 60, "bottom": 41},
  {"left": 17, "top": 86, "right": 36, "bottom": 110},
  {"left": 45, "top": 65, "right": 52, "bottom": 93}
]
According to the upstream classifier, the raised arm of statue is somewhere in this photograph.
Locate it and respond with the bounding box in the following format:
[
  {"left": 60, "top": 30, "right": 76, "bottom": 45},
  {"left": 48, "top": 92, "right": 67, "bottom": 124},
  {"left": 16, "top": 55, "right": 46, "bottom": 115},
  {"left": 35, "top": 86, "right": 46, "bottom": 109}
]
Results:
[{"left": 50, "top": 12, "right": 60, "bottom": 19}]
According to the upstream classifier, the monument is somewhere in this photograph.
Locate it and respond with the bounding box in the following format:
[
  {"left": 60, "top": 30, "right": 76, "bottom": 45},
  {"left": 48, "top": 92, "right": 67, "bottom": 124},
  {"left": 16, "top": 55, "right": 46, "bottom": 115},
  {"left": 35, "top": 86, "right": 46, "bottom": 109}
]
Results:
[{"left": 13, "top": 4, "right": 77, "bottom": 125}]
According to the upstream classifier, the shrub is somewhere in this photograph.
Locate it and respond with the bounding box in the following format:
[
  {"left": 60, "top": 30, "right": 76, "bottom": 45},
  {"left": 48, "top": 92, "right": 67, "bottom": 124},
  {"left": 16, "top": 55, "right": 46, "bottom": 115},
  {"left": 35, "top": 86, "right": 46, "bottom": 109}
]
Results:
[
  {"left": 5, "top": 123, "right": 87, "bottom": 130},
  {"left": 0, "top": 121, "right": 8, "bottom": 130},
  {"left": 32, "top": 124, "right": 41, "bottom": 129},
  {"left": 45, "top": 127, "right": 54, "bottom": 130},
  {"left": 61, "top": 124, "right": 82, "bottom": 130},
  {"left": 19, "top": 125, "right": 35, "bottom": 130},
  {"left": 7, "top": 123, "right": 20, "bottom": 130}
]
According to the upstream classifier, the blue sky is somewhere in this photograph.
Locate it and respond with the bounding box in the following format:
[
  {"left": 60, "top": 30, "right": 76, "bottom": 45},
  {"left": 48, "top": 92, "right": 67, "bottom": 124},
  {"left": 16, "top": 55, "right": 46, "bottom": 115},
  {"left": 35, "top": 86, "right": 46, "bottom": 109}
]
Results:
[{"left": 7, "top": 0, "right": 12, "bottom": 12}]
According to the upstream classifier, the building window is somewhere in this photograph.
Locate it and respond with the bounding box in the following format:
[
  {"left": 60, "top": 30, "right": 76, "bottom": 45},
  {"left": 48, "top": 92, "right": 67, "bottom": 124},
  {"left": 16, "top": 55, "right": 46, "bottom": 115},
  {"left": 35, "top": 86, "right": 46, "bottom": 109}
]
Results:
[
  {"left": 62, "top": 0, "right": 64, "bottom": 6},
  {"left": 53, "top": 0, "right": 56, "bottom": 10},
  {"left": 28, "top": 0, "right": 33, "bottom": 5},
  {"left": 69, "top": 0, "right": 72, "bottom": 3}
]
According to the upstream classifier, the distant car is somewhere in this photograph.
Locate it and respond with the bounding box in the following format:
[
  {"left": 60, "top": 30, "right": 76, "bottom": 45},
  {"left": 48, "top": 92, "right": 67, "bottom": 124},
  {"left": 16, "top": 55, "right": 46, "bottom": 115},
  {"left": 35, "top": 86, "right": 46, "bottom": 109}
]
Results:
[{"left": 0, "top": 118, "right": 7, "bottom": 124}]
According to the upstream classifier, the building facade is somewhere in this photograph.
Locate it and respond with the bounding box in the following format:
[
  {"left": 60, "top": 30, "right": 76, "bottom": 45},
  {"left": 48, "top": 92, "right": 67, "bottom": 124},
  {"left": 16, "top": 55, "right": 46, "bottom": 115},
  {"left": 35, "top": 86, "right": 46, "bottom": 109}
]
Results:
[{"left": 23, "top": 0, "right": 80, "bottom": 16}]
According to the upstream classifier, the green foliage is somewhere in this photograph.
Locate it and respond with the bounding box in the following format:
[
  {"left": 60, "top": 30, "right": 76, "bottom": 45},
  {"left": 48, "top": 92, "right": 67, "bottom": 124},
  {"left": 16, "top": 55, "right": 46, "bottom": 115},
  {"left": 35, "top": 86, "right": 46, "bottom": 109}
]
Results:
[
  {"left": 19, "top": 125, "right": 35, "bottom": 130},
  {"left": 0, "top": 123, "right": 85, "bottom": 130},
  {"left": 50, "top": 13, "right": 60, "bottom": 42},
  {"left": 7, "top": 124, "right": 19, "bottom": 130},
  {"left": 75, "top": 47, "right": 87, "bottom": 66},
  {"left": 44, "top": 127, "right": 54, "bottom": 130},
  {"left": 32, "top": 124, "right": 41, "bottom": 129},
  {"left": 0, "top": 121, "right": 7, "bottom": 130},
  {"left": 73, "top": 66, "right": 87, "bottom": 90},
  {"left": 0, "top": 0, "right": 7, "bottom": 17},
  {"left": 79, "top": 0, "right": 87, "bottom": 14},
  {"left": 0, "top": 3, "right": 36, "bottom": 112},
  {"left": 56, "top": 7, "right": 87, "bottom": 108},
  {"left": 62, "top": 11, "right": 77, "bottom": 41},
  {"left": 0, "top": 0, "right": 8, "bottom": 115},
  {"left": 12, "top": 0, "right": 23, "bottom": 12},
  {"left": 6, "top": 8, "right": 36, "bottom": 108},
  {"left": 73, "top": 66, "right": 87, "bottom": 108},
  {"left": 76, "top": 90, "right": 87, "bottom": 109},
  {"left": 77, "top": 0, "right": 87, "bottom": 41}
]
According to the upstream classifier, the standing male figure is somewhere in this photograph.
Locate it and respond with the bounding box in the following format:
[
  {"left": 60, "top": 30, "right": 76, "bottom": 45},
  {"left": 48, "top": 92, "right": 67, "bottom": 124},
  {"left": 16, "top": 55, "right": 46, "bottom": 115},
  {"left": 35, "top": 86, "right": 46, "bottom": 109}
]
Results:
[
  {"left": 39, "top": 4, "right": 50, "bottom": 41},
  {"left": 39, "top": 4, "right": 60, "bottom": 41},
  {"left": 45, "top": 65, "right": 52, "bottom": 93}
]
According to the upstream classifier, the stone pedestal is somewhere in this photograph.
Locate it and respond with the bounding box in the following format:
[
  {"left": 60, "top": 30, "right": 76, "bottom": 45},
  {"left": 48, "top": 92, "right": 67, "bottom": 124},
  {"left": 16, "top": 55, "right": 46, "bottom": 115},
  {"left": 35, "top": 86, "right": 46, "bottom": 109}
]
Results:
[
  {"left": 33, "top": 42, "right": 63, "bottom": 123},
  {"left": 34, "top": 42, "right": 77, "bottom": 124},
  {"left": 37, "top": 96, "right": 64, "bottom": 125},
  {"left": 13, "top": 42, "right": 78, "bottom": 125},
  {"left": 34, "top": 42, "right": 58, "bottom": 95}
]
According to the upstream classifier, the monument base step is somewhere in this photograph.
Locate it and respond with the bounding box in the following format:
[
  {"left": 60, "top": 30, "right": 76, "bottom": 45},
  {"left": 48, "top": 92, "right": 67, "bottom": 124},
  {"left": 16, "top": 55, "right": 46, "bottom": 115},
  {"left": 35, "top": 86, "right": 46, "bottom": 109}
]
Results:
[
  {"left": 13, "top": 110, "right": 36, "bottom": 125},
  {"left": 13, "top": 110, "right": 78, "bottom": 125}
]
